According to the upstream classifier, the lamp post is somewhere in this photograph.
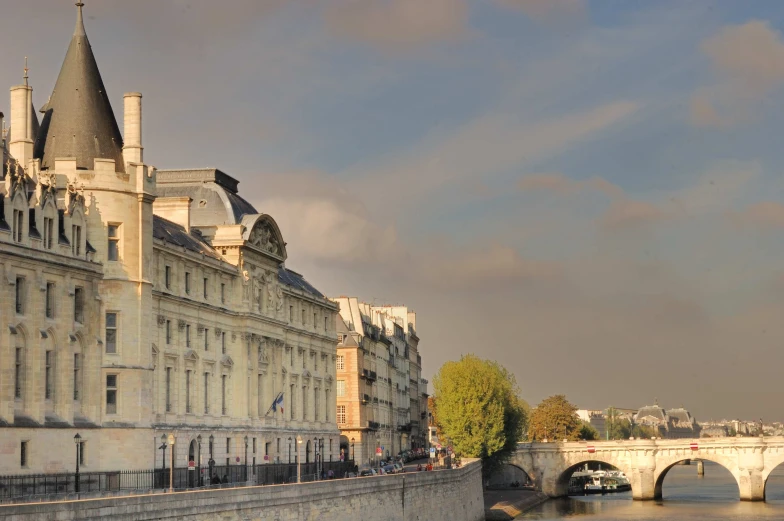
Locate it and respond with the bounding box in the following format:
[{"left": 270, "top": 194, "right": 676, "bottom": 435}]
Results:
[
  {"left": 167, "top": 434, "right": 175, "bottom": 492},
  {"left": 288, "top": 437, "right": 292, "bottom": 464},
  {"left": 244, "top": 435, "right": 249, "bottom": 482},
  {"left": 208, "top": 434, "right": 215, "bottom": 482},
  {"left": 74, "top": 433, "right": 81, "bottom": 493},
  {"left": 197, "top": 435, "right": 202, "bottom": 486},
  {"left": 314, "top": 436, "right": 319, "bottom": 480},
  {"left": 159, "top": 434, "right": 168, "bottom": 489},
  {"left": 376, "top": 436, "right": 381, "bottom": 473},
  {"left": 296, "top": 435, "right": 303, "bottom": 483},
  {"left": 351, "top": 437, "right": 355, "bottom": 463}
]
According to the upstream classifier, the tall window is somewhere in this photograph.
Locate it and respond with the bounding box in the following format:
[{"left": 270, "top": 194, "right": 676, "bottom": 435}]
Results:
[
  {"left": 324, "top": 316, "right": 328, "bottom": 332},
  {"left": 302, "top": 387, "right": 306, "bottom": 420},
  {"left": 337, "top": 405, "right": 346, "bottom": 424},
  {"left": 165, "top": 265, "right": 171, "bottom": 289},
  {"left": 43, "top": 216, "right": 54, "bottom": 250},
  {"left": 106, "top": 375, "right": 118, "bottom": 414},
  {"left": 257, "top": 375, "right": 264, "bottom": 416},
  {"left": 74, "top": 287, "right": 84, "bottom": 323},
  {"left": 290, "top": 384, "right": 295, "bottom": 418},
  {"left": 315, "top": 390, "right": 320, "bottom": 421},
  {"left": 204, "top": 372, "right": 210, "bottom": 414},
  {"left": 204, "top": 329, "right": 209, "bottom": 350},
  {"left": 313, "top": 313, "right": 317, "bottom": 330},
  {"left": 185, "top": 272, "right": 191, "bottom": 294},
  {"left": 326, "top": 390, "right": 331, "bottom": 422},
  {"left": 13, "top": 209, "right": 23, "bottom": 243},
  {"left": 221, "top": 332, "right": 226, "bottom": 354},
  {"left": 220, "top": 283, "right": 226, "bottom": 304},
  {"left": 105, "top": 312, "right": 118, "bottom": 353},
  {"left": 289, "top": 305, "right": 293, "bottom": 322},
  {"left": 15, "top": 347, "right": 24, "bottom": 399},
  {"left": 107, "top": 224, "right": 120, "bottom": 261},
  {"left": 71, "top": 224, "right": 82, "bottom": 256},
  {"left": 45, "top": 350, "right": 54, "bottom": 400},
  {"left": 45, "top": 282, "right": 55, "bottom": 318},
  {"left": 165, "top": 320, "right": 172, "bottom": 344},
  {"left": 20, "top": 441, "right": 28, "bottom": 467},
  {"left": 301, "top": 309, "right": 305, "bottom": 324},
  {"left": 185, "top": 324, "right": 191, "bottom": 348},
  {"left": 73, "top": 354, "right": 81, "bottom": 401},
  {"left": 203, "top": 277, "right": 208, "bottom": 299},
  {"left": 185, "top": 370, "right": 192, "bottom": 413},
  {"left": 336, "top": 355, "right": 345, "bottom": 371},
  {"left": 337, "top": 380, "right": 346, "bottom": 397},
  {"left": 165, "top": 367, "right": 172, "bottom": 413},
  {"left": 15, "top": 277, "right": 24, "bottom": 315},
  {"left": 79, "top": 441, "right": 86, "bottom": 466},
  {"left": 221, "top": 375, "right": 227, "bottom": 415}
]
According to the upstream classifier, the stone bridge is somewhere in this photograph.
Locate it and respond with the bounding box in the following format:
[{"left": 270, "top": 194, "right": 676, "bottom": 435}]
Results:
[{"left": 510, "top": 437, "right": 784, "bottom": 501}]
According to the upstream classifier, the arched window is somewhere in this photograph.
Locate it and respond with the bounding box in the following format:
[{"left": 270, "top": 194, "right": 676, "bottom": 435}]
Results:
[
  {"left": 70, "top": 209, "right": 86, "bottom": 257},
  {"left": 11, "top": 192, "right": 27, "bottom": 244},
  {"left": 41, "top": 198, "right": 57, "bottom": 250}
]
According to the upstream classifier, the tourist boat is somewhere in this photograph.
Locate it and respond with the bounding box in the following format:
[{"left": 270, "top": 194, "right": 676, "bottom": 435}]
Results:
[{"left": 569, "top": 470, "right": 631, "bottom": 495}]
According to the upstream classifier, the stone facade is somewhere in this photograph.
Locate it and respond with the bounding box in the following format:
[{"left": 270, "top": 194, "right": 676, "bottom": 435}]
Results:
[
  {"left": 0, "top": 4, "right": 338, "bottom": 476},
  {"left": 0, "top": 460, "right": 484, "bottom": 521}
]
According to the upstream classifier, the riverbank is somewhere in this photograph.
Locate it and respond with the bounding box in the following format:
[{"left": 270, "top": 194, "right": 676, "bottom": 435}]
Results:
[{"left": 484, "top": 489, "right": 549, "bottom": 520}]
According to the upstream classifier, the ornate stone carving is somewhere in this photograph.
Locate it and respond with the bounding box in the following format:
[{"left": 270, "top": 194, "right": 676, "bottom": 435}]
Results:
[
  {"left": 157, "top": 315, "right": 166, "bottom": 326},
  {"left": 248, "top": 222, "right": 280, "bottom": 255},
  {"left": 177, "top": 319, "right": 186, "bottom": 331}
]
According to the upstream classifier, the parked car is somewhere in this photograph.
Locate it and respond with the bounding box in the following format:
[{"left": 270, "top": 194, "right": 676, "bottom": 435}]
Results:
[
  {"left": 394, "top": 462, "right": 404, "bottom": 473},
  {"left": 382, "top": 464, "right": 396, "bottom": 475},
  {"left": 359, "top": 468, "right": 377, "bottom": 477}
]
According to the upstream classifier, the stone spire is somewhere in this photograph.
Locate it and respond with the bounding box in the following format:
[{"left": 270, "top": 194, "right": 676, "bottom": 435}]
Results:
[{"left": 34, "top": 1, "right": 125, "bottom": 172}]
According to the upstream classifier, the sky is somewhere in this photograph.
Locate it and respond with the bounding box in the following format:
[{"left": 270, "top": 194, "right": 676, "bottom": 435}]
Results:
[{"left": 4, "top": 0, "right": 784, "bottom": 421}]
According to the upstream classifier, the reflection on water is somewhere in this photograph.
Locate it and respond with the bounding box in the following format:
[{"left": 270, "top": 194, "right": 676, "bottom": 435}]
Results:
[{"left": 517, "top": 462, "right": 784, "bottom": 520}]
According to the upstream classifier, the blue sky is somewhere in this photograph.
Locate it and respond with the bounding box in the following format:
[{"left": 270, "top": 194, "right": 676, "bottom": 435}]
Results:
[{"left": 5, "top": 0, "right": 784, "bottom": 419}]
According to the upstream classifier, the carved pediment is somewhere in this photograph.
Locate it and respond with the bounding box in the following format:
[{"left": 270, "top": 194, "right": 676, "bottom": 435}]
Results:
[
  {"left": 302, "top": 369, "right": 312, "bottom": 379},
  {"left": 184, "top": 349, "right": 199, "bottom": 361},
  {"left": 221, "top": 354, "right": 234, "bottom": 368},
  {"left": 151, "top": 343, "right": 160, "bottom": 356},
  {"left": 325, "top": 375, "right": 333, "bottom": 384}
]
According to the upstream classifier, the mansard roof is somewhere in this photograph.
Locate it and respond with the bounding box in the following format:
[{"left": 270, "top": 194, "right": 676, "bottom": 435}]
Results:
[
  {"left": 35, "top": 3, "right": 125, "bottom": 172},
  {"left": 152, "top": 215, "right": 222, "bottom": 261},
  {"left": 278, "top": 267, "right": 325, "bottom": 298}
]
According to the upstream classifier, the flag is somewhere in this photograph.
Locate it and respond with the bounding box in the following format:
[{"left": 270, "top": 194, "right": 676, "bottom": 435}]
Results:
[{"left": 267, "top": 392, "right": 284, "bottom": 416}]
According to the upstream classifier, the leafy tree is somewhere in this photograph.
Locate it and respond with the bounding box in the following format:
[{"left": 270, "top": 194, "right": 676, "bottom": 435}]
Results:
[
  {"left": 528, "top": 395, "right": 582, "bottom": 441},
  {"left": 631, "top": 423, "right": 658, "bottom": 439},
  {"left": 432, "top": 355, "right": 528, "bottom": 477},
  {"left": 605, "top": 408, "right": 630, "bottom": 440},
  {"left": 579, "top": 421, "right": 599, "bottom": 441}
]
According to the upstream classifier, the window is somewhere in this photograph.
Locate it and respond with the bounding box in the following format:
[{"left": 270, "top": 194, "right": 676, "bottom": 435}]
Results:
[
  {"left": 186, "top": 324, "right": 191, "bottom": 347},
  {"left": 203, "top": 277, "right": 208, "bottom": 299},
  {"left": 301, "top": 309, "right": 305, "bottom": 324},
  {"left": 13, "top": 209, "right": 23, "bottom": 243},
  {"left": 58, "top": 210, "right": 66, "bottom": 245},
  {"left": 185, "top": 370, "right": 192, "bottom": 413},
  {"left": 324, "top": 316, "right": 328, "bottom": 332},
  {"left": 313, "top": 313, "right": 317, "bottom": 329},
  {"left": 165, "top": 367, "right": 172, "bottom": 413},
  {"left": 220, "top": 283, "right": 226, "bottom": 304},
  {"left": 44, "top": 216, "right": 54, "bottom": 250},
  {"left": 165, "top": 265, "right": 171, "bottom": 289},
  {"left": 15, "top": 277, "right": 24, "bottom": 314},
  {"left": 221, "top": 332, "right": 226, "bottom": 354},
  {"left": 107, "top": 224, "right": 120, "bottom": 261},
  {"left": 337, "top": 334, "right": 344, "bottom": 344},
  {"left": 326, "top": 390, "right": 331, "bottom": 422},
  {"left": 106, "top": 375, "right": 118, "bottom": 414},
  {"left": 106, "top": 312, "right": 118, "bottom": 353},
  {"left": 221, "top": 375, "right": 227, "bottom": 415},
  {"left": 315, "top": 390, "right": 320, "bottom": 421},
  {"left": 45, "top": 282, "right": 55, "bottom": 318},
  {"left": 20, "top": 441, "right": 28, "bottom": 467},
  {"left": 73, "top": 354, "right": 81, "bottom": 400},
  {"left": 165, "top": 320, "right": 172, "bottom": 344},
  {"left": 290, "top": 384, "right": 295, "bottom": 418},
  {"left": 226, "top": 438, "right": 231, "bottom": 455},
  {"left": 14, "top": 347, "right": 23, "bottom": 399},
  {"left": 336, "top": 356, "right": 345, "bottom": 371},
  {"left": 45, "top": 350, "right": 54, "bottom": 400},
  {"left": 289, "top": 305, "right": 293, "bottom": 322},
  {"left": 337, "top": 380, "right": 346, "bottom": 397},
  {"left": 253, "top": 438, "right": 257, "bottom": 453},
  {"left": 204, "top": 372, "right": 210, "bottom": 414},
  {"left": 204, "top": 329, "right": 209, "bottom": 350},
  {"left": 185, "top": 272, "right": 191, "bottom": 294},
  {"left": 337, "top": 405, "right": 346, "bottom": 424},
  {"left": 302, "top": 387, "right": 306, "bottom": 419},
  {"left": 74, "top": 287, "right": 84, "bottom": 323},
  {"left": 71, "top": 224, "right": 81, "bottom": 256}
]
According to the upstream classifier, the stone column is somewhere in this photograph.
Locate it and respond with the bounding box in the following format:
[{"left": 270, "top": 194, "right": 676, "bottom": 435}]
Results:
[{"left": 737, "top": 440, "right": 766, "bottom": 501}]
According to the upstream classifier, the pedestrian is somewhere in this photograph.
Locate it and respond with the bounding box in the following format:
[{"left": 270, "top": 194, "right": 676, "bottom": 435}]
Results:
[
  {"left": 221, "top": 474, "right": 229, "bottom": 484},
  {"left": 211, "top": 474, "right": 220, "bottom": 485}
]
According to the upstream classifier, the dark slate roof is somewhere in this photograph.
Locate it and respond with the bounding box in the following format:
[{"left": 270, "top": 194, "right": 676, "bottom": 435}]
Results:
[
  {"left": 278, "top": 267, "right": 325, "bottom": 298},
  {"left": 667, "top": 409, "right": 693, "bottom": 424},
  {"left": 152, "top": 215, "right": 222, "bottom": 260},
  {"left": 35, "top": 4, "right": 125, "bottom": 172},
  {"left": 636, "top": 406, "right": 667, "bottom": 421}
]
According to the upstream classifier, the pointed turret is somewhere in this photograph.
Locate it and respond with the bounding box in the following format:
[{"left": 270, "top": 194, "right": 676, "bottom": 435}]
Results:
[{"left": 35, "top": 2, "right": 125, "bottom": 172}]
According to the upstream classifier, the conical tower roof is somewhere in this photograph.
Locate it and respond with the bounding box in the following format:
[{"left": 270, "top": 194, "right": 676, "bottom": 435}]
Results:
[{"left": 35, "top": 2, "right": 124, "bottom": 172}]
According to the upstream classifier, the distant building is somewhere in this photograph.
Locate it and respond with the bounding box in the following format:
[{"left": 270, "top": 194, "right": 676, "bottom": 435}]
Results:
[
  {"left": 576, "top": 410, "right": 607, "bottom": 439},
  {"left": 634, "top": 404, "right": 701, "bottom": 439}
]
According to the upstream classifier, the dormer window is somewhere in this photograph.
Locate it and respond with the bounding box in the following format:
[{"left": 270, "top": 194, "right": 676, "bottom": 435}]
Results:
[
  {"left": 71, "top": 225, "right": 82, "bottom": 256},
  {"left": 12, "top": 209, "right": 23, "bottom": 243},
  {"left": 43, "top": 216, "right": 54, "bottom": 249}
]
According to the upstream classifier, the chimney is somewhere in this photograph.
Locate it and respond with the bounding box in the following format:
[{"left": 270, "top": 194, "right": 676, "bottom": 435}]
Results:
[
  {"left": 9, "top": 84, "right": 33, "bottom": 165},
  {"left": 153, "top": 197, "right": 192, "bottom": 233},
  {"left": 123, "top": 92, "right": 142, "bottom": 164}
]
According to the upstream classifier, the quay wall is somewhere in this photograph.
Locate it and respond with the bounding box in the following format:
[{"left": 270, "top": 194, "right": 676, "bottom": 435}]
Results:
[{"left": 0, "top": 459, "right": 484, "bottom": 521}]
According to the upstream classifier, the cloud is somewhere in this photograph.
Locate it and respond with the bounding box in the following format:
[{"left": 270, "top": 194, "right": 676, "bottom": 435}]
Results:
[
  {"left": 517, "top": 173, "right": 623, "bottom": 198},
  {"left": 324, "top": 0, "right": 468, "bottom": 51},
  {"left": 691, "top": 20, "right": 784, "bottom": 127},
  {"left": 600, "top": 200, "right": 667, "bottom": 231},
  {"left": 728, "top": 202, "right": 784, "bottom": 229},
  {"left": 495, "top": 0, "right": 586, "bottom": 21}
]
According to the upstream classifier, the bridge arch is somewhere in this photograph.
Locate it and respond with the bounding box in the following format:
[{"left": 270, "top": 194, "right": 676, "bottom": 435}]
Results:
[
  {"left": 761, "top": 453, "right": 784, "bottom": 500},
  {"left": 550, "top": 457, "right": 635, "bottom": 498},
  {"left": 487, "top": 463, "right": 532, "bottom": 489},
  {"left": 653, "top": 453, "right": 740, "bottom": 500}
]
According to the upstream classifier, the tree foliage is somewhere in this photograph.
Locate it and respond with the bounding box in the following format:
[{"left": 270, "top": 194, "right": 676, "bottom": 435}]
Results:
[
  {"left": 528, "top": 395, "right": 582, "bottom": 441},
  {"left": 432, "top": 355, "right": 528, "bottom": 476},
  {"left": 579, "top": 421, "right": 600, "bottom": 441}
]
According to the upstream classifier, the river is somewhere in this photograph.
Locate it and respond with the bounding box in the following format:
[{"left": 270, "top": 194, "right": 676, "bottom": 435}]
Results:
[{"left": 517, "top": 461, "right": 784, "bottom": 520}]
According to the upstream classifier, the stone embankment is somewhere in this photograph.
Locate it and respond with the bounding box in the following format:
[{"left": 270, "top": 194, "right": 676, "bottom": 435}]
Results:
[
  {"left": 0, "top": 459, "right": 483, "bottom": 521},
  {"left": 484, "top": 489, "right": 549, "bottom": 520}
]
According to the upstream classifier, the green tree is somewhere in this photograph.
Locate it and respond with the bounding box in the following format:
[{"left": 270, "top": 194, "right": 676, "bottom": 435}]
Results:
[
  {"left": 528, "top": 395, "right": 582, "bottom": 441},
  {"left": 432, "top": 355, "right": 528, "bottom": 477},
  {"left": 579, "top": 421, "right": 600, "bottom": 441},
  {"left": 631, "top": 423, "right": 658, "bottom": 439}
]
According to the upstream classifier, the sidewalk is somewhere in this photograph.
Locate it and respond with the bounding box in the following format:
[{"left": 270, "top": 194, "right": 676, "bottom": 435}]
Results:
[{"left": 484, "top": 488, "right": 549, "bottom": 520}]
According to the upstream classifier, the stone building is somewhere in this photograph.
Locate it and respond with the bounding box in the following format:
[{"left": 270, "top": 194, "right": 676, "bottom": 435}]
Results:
[
  {"left": 633, "top": 404, "right": 701, "bottom": 439},
  {"left": 0, "top": 4, "right": 339, "bottom": 475},
  {"left": 331, "top": 298, "right": 426, "bottom": 467}
]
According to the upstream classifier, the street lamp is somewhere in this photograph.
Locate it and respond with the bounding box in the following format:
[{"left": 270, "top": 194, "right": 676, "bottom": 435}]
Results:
[
  {"left": 296, "top": 435, "right": 303, "bottom": 483},
  {"left": 351, "top": 437, "right": 355, "bottom": 462},
  {"left": 74, "top": 433, "right": 81, "bottom": 493},
  {"left": 244, "top": 435, "right": 249, "bottom": 482},
  {"left": 314, "top": 436, "right": 319, "bottom": 480},
  {"left": 288, "top": 437, "right": 292, "bottom": 464},
  {"left": 167, "top": 434, "right": 175, "bottom": 492},
  {"left": 159, "top": 434, "right": 168, "bottom": 489},
  {"left": 376, "top": 436, "right": 381, "bottom": 473},
  {"left": 197, "top": 435, "right": 202, "bottom": 486}
]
